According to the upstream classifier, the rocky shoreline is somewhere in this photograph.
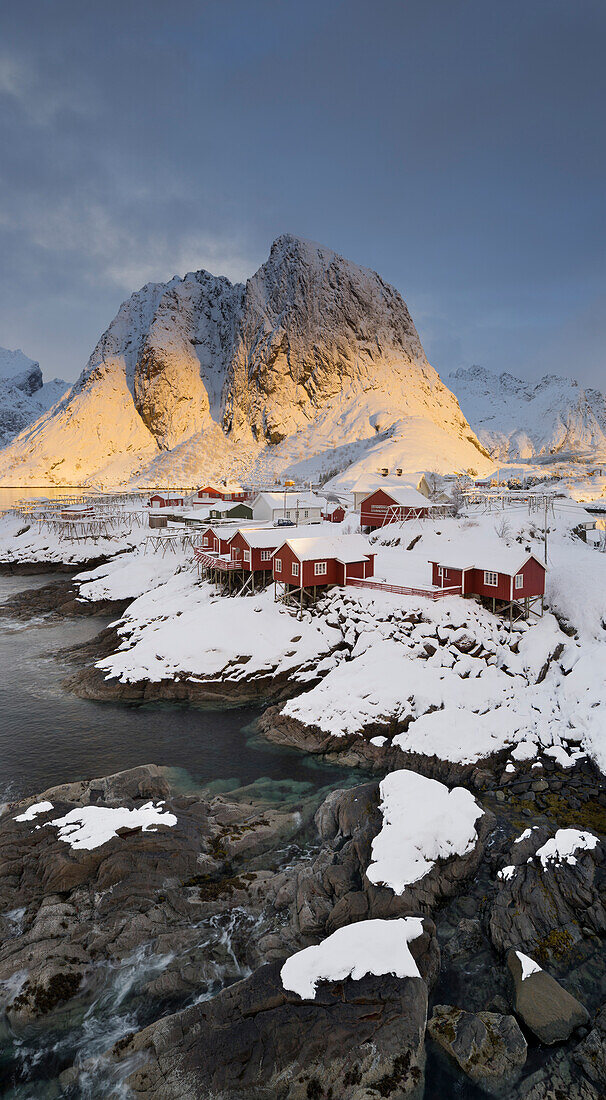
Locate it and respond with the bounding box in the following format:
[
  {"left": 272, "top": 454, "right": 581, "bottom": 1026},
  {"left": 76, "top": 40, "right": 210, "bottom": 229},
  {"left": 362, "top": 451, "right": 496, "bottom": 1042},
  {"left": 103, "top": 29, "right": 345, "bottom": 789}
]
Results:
[
  {"left": 0, "top": 573, "right": 604, "bottom": 1098},
  {"left": 0, "top": 757, "right": 603, "bottom": 1099}
]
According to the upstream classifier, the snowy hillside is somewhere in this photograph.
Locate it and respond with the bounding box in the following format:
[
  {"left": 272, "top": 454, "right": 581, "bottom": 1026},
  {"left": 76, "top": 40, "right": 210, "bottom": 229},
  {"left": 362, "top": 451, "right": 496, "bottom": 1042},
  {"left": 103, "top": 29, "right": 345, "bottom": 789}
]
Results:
[
  {"left": 0, "top": 237, "right": 492, "bottom": 487},
  {"left": 0, "top": 347, "right": 67, "bottom": 448},
  {"left": 449, "top": 366, "right": 606, "bottom": 461}
]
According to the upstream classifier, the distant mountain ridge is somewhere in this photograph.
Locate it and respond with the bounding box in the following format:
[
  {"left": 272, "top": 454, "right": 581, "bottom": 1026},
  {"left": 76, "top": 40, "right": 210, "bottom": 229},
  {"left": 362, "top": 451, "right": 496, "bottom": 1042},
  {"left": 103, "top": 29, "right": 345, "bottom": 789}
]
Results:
[
  {"left": 0, "top": 347, "right": 67, "bottom": 448},
  {"left": 449, "top": 366, "right": 606, "bottom": 461},
  {"left": 0, "top": 236, "right": 492, "bottom": 486}
]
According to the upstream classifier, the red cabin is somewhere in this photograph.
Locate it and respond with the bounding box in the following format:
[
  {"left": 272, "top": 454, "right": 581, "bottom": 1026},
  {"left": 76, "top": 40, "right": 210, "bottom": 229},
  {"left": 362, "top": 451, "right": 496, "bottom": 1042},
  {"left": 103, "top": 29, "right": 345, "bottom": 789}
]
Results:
[
  {"left": 360, "top": 487, "right": 433, "bottom": 529},
  {"left": 321, "top": 502, "right": 346, "bottom": 523},
  {"left": 149, "top": 494, "right": 184, "bottom": 509},
  {"left": 227, "top": 528, "right": 280, "bottom": 572},
  {"left": 272, "top": 534, "right": 375, "bottom": 590},
  {"left": 430, "top": 550, "right": 546, "bottom": 602},
  {"left": 197, "top": 484, "right": 249, "bottom": 502}
]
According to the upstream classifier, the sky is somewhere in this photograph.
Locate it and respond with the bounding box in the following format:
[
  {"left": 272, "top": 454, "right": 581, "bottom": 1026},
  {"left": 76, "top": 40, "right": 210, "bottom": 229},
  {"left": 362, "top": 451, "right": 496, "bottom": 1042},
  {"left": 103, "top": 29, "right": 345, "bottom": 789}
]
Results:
[{"left": 0, "top": 0, "right": 604, "bottom": 388}]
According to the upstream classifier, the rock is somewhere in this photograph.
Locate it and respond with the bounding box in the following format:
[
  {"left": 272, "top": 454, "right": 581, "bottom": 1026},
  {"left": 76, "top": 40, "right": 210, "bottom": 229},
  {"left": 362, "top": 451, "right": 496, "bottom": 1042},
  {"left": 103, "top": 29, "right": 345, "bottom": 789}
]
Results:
[
  {"left": 490, "top": 828, "right": 606, "bottom": 962},
  {"left": 573, "top": 1005, "right": 606, "bottom": 1087},
  {"left": 428, "top": 1004, "right": 527, "bottom": 1093},
  {"left": 105, "top": 927, "right": 438, "bottom": 1100},
  {"left": 0, "top": 765, "right": 300, "bottom": 1024},
  {"left": 507, "top": 949, "right": 590, "bottom": 1044}
]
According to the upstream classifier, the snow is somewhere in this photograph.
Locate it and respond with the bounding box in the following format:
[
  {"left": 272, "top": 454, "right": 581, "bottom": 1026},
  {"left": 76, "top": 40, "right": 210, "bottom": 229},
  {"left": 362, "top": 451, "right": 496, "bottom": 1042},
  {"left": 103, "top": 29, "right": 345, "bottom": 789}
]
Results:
[
  {"left": 0, "top": 509, "right": 148, "bottom": 566},
  {"left": 515, "top": 951, "right": 542, "bottom": 981},
  {"left": 366, "top": 770, "right": 483, "bottom": 894},
  {"left": 280, "top": 916, "right": 425, "bottom": 999},
  {"left": 44, "top": 801, "right": 177, "bottom": 850},
  {"left": 0, "top": 236, "right": 492, "bottom": 488},
  {"left": 535, "top": 829, "right": 599, "bottom": 868},
  {"left": 0, "top": 346, "right": 68, "bottom": 448},
  {"left": 14, "top": 800, "right": 54, "bottom": 822},
  {"left": 449, "top": 366, "right": 606, "bottom": 462},
  {"left": 279, "top": 532, "right": 373, "bottom": 563},
  {"left": 95, "top": 574, "right": 340, "bottom": 686}
]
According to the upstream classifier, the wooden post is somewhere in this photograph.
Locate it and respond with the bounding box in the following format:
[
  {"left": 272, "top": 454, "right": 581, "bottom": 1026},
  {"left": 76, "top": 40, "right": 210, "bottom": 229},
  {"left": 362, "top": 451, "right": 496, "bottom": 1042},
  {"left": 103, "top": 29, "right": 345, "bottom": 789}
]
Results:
[{"left": 300, "top": 584, "right": 303, "bottom": 620}]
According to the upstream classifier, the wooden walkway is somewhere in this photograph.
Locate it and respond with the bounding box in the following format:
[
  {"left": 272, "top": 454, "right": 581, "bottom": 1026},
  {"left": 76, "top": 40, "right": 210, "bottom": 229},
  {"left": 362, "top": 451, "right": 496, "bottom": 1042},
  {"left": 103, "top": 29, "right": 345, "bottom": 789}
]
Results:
[{"left": 346, "top": 578, "right": 462, "bottom": 600}]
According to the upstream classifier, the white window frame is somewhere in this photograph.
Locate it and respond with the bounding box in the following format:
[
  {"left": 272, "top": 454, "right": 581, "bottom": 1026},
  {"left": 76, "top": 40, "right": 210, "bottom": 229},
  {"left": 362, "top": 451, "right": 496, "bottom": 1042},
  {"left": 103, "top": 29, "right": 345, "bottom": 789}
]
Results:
[
  {"left": 292, "top": 562, "right": 299, "bottom": 578},
  {"left": 484, "top": 570, "right": 498, "bottom": 587},
  {"left": 285, "top": 510, "right": 291, "bottom": 518},
  {"left": 437, "top": 565, "right": 446, "bottom": 579},
  {"left": 515, "top": 573, "right": 524, "bottom": 590},
  {"left": 244, "top": 549, "right": 251, "bottom": 564},
  {"left": 314, "top": 561, "right": 327, "bottom": 576},
  {"left": 275, "top": 558, "right": 282, "bottom": 573},
  {"left": 304, "top": 509, "right": 309, "bottom": 518},
  {"left": 203, "top": 536, "right": 208, "bottom": 547},
  {"left": 260, "top": 549, "right": 271, "bottom": 562}
]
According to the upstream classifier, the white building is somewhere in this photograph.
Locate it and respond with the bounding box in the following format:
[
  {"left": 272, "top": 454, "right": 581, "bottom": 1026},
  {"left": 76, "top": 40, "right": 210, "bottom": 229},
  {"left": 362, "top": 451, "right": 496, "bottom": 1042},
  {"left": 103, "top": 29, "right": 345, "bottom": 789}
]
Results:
[{"left": 251, "top": 492, "right": 324, "bottom": 525}]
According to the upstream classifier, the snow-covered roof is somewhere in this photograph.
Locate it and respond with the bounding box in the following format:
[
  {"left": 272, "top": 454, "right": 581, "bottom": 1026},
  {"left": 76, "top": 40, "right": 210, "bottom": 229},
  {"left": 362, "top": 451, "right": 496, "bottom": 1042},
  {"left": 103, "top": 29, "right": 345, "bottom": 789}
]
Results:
[
  {"left": 253, "top": 491, "right": 324, "bottom": 509},
  {"left": 361, "top": 485, "right": 433, "bottom": 507},
  {"left": 278, "top": 532, "right": 373, "bottom": 563},
  {"left": 430, "top": 537, "right": 546, "bottom": 576}
]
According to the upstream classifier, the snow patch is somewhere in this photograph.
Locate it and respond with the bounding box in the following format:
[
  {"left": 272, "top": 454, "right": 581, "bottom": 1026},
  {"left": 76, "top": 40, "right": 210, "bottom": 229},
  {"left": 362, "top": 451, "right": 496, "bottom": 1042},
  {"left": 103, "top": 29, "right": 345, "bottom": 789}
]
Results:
[
  {"left": 44, "top": 801, "right": 177, "bottom": 850},
  {"left": 280, "top": 916, "right": 424, "bottom": 1000},
  {"left": 366, "top": 770, "right": 483, "bottom": 894}
]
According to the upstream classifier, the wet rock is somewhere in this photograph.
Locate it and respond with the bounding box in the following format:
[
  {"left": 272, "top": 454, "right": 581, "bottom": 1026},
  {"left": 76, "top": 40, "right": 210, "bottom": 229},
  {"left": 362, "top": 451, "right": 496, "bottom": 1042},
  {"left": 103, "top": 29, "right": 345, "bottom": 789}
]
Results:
[
  {"left": 490, "top": 828, "right": 605, "bottom": 962},
  {"left": 0, "top": 765, "right": 299, "bottom": 1024},
  {"left": 106, "top": 921, "right": 438, "bottom": 1099},
  {"left": 268, "top": 781, "right": 495, "bottom": 943},
  {"left": 507, "top": 949, "right": 590, "bottom": 1044},
  {"left": 428, "top": 1004, "right": 527, "bottom": 1093}
]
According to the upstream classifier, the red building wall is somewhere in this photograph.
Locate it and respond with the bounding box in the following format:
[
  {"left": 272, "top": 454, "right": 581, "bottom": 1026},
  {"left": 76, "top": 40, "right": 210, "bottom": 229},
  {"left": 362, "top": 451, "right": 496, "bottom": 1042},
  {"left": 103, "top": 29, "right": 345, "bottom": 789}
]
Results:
[
  {"left": 360, "top": 489, "right": 428, "bottom": 529},
  {"left": 430, "top": 557, "right": 545, "bottom": 600},
  {"left": 273, "top": 543, "right": 374, "bottom": 587},
  {"left": 229, "top": 532, "right": 277, "bottom": 571}
]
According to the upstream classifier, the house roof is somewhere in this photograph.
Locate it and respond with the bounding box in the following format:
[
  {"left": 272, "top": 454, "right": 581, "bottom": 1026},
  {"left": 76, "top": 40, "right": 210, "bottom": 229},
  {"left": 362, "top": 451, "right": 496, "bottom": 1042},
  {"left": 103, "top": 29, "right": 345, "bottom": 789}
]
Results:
[
  {"left": 277, "top": 533, "right": 374, "bottom": 563},
  {"left": 235, "top": 523, "right": 331, "bottom": 548},
  {"left": 430, "top": 541, "right": 546, "bottom": 576},
  {"left": 360, "top": 485, "right": 434, "bottom": 508},
  {"left": 253, "top": 492, "right": 324, "bottom": 510}
]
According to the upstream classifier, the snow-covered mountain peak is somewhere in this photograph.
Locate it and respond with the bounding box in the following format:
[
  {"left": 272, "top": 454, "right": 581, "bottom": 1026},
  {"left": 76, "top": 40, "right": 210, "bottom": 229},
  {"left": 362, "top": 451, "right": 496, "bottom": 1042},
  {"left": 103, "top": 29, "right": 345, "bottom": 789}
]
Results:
[
  {"left": 449, "top": 366, "right": 606, "bottom": 460},
  {"left": 0, "top": 346, "right": 68, "bottom": 448},
  {"left": 0, "top": 241, "right": 492, "bottom": 486}
]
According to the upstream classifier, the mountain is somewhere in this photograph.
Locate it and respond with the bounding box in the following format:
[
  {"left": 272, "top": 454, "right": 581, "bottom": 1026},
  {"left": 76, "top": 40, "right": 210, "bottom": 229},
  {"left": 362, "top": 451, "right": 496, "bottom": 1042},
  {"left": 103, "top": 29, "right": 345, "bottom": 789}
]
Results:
[
  {"left": 449, "top": 366, "right": 606, "bottom": 461},
  {"left": 0, "top": 348, "right": 68, "bottom": 449},
  {"left": 0, "top": 236, "right": 492, "bottom": 487}
]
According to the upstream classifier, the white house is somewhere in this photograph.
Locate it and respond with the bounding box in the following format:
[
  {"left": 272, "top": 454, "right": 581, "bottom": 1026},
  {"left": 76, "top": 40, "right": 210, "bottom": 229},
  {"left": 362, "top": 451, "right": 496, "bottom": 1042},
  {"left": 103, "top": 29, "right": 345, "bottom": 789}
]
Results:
[{"left": 251, "top": 492, "right": 324, "bottom": 525}]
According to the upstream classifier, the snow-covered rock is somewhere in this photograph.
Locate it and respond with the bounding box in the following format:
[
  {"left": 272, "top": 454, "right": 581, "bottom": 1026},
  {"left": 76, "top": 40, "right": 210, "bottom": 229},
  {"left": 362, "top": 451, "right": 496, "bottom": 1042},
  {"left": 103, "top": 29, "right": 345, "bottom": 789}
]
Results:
[
  {"left": 0, "top": 346, "right": 67, "bottom": 447},
  {"left": 0, "top": 237, "right": 491, "bottom": 486},
  {"left": 449, "top": 365, "right": 606, "bottom": 461}
]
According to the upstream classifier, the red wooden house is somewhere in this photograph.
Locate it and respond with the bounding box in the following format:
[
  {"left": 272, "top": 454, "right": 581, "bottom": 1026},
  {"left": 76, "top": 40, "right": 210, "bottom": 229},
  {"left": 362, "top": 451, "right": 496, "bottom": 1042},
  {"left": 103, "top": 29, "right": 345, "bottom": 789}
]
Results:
[
  {"left": 321, "top": 502, "right": 346, "bottom": 523},
  {"left": 360, "top": 486, "right": 435, "bottom": 529},
  {"left": 227, "top": 528, "right": 282, "bottom": 572},
  {"left": 272, "top": 534, "right": 375, "bottom": 592},
  {"left": 149, "top": 493, "right": 184, "bottom": 509},
  {"left": 197, "top": 484, "right": 249, "bottom": 502},
  {"left": 430, "top": 548, "right": 546, "bottom": 603}
]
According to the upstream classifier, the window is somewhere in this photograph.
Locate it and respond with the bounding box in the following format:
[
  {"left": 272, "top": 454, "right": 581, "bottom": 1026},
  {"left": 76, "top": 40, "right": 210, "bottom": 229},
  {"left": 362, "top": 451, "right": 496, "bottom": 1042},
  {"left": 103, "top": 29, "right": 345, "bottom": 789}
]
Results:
[
  {"left": 484, "top": 570, "right": 498, "bottom": 587},
  {"left": 203, "top": 536, "right": 208, "bottom": 547},
  {"left": 292, "top": 562, "right": 299, "bottom": 578},
  {"left": 314, "top": 561, "right": 327, "bottom": 576},
  {"left": 244, "top": 550, "right": 251, "bottom": 563},
  {"left": 275, "top": 558, "right": 282, "bottom": 572},
  {"left": 304, "top": 510, "right": 309, "bottom": 518},
  {"left": 261, "top": 549, "right": 271, "bottom": 562},
  {"left": 515, "top": 573, "right": 524, "bottom": 590},
  {"left": 285, "top": 510, "right": 291, "bottom": 518},
  {"left": 437, "top": 566, "right": 447, "bottom": 579},
  {"left": 371, "top": 504, "right": 388, "bottom": 513}
]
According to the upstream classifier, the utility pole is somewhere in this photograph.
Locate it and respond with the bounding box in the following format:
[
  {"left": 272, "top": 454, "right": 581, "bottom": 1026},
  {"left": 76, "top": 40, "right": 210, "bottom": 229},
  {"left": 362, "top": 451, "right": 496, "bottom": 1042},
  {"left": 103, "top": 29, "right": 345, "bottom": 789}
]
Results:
[{"left": 544, "top": 496, "right": 548, "bottom": 564}]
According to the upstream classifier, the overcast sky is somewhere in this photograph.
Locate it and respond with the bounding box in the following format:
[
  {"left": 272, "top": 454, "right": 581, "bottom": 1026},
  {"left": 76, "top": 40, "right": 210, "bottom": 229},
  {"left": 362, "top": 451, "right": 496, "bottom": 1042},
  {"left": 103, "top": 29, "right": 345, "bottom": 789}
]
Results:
[{"left": 1, "top": 0, "right": 604, "bottom": 387}]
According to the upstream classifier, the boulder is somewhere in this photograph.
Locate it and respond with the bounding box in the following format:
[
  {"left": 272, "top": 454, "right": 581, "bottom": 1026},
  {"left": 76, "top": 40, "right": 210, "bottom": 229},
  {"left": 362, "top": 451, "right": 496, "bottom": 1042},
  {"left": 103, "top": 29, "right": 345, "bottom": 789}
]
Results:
[
  {"left": 507, "top": 949, "right": 590, "bottom": 1044},
  {"left": 428, "top": 1004, "right": 527, "bottom": 1093},
  {"left": 104, "top": 923, "right": 439, "bottom": 1100}
]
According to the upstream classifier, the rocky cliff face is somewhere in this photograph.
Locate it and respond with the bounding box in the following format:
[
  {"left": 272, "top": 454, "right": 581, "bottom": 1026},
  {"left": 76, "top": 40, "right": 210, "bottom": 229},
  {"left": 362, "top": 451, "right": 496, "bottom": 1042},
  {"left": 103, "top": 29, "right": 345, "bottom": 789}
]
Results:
[
  {"left": 0, "top": 347, "right": 67, "bottom": 448},
  {"left": 449, "top": 365, "right": 606, "bottom": 461},
  {"left": 0, "top": 237, "right": 491, "bottom": 486}
]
